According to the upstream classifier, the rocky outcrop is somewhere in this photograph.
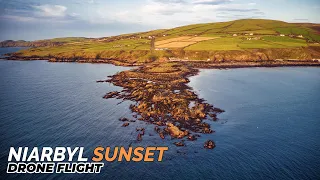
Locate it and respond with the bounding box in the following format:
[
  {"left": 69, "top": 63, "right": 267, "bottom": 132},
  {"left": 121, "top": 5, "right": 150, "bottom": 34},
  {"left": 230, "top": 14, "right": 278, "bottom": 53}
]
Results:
[
  {"left": 167, "top": 123, "right": 188, "bottom": 138},
  {"left": 99, "top": 62, "right": 225, "bottom": 148}
]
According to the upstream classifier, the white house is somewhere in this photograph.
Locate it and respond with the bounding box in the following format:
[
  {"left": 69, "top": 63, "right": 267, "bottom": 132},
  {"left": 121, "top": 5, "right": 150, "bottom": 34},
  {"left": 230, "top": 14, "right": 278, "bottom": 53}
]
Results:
[
  {"left": 280, "top": 34, "right": 285, "bottom": 37},
  {"left": 233, "top": 34, "right": 237, "bottom": 37}
]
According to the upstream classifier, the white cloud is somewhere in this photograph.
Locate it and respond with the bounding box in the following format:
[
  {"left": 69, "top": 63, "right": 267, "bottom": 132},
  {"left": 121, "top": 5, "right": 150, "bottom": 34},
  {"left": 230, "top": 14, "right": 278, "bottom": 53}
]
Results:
[
  {"left": 142, "top": 1, "right": 190, "bottom": 15},
  {"left": 1, "top": 0, "right": 266, "bottom": 35},
  {"left": 33, "top": 5, "right": 67, "bottom": 17},
  {"left": 89, "top": 0, "right": 265, "bottom": 29},
  {"left": 193, "top": 0, "right": 232, "bottom": 5}
]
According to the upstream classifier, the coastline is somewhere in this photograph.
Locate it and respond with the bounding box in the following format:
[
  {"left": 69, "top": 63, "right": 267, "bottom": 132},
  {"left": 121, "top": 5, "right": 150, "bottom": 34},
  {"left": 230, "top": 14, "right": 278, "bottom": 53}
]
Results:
[{"left": 2, "top": 55, "right": 320, "bottom": 69}]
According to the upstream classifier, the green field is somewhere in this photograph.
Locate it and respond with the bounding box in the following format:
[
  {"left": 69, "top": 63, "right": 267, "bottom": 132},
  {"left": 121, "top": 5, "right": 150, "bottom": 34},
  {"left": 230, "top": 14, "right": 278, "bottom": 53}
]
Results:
[{"left": 184, "top": 38, "right": 242, "bottom": 50}]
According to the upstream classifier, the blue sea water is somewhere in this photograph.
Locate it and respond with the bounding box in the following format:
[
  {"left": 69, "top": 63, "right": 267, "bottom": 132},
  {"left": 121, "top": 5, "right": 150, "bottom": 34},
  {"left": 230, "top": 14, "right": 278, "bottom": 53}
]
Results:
[{"left": 0, "top": 47, "right": 320, "bottom": 179}]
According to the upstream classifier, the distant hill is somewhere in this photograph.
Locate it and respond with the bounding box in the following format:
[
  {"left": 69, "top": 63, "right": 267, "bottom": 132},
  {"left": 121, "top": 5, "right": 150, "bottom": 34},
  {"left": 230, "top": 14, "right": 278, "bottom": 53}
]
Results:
[
  {"left": 3, "top": 19, "right": 320, "bottom": 63},
  {"left": 0, "top": 37, "right": 91, "bottom": 47}
]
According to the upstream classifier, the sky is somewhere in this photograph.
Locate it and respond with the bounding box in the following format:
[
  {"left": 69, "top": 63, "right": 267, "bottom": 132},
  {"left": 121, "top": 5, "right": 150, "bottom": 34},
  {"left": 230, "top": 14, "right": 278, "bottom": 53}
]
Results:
[{"left": 0, "top": 0, "right": 319, "bottom": 41}]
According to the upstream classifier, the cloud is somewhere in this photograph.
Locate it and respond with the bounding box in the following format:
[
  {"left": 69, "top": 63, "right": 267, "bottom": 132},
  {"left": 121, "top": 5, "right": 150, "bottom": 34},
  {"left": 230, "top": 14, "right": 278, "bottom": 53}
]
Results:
[
  {"left": 142, "top": 1, "right": 190, "bottom": 15},
  {"left": 153, "top": 0, "right": 186, "bottom": 4},
  {"left": 33, "top": 5, "right": 67, "bottom": 17},
  {"left": 254, "top": 11, "right": 265, "bottom": 15},
  {"left": 0, "top": 3, "right": 79, "bottom": 24},
  {"left": 193, "top": 0, "right": 232, "bottom": 5},
  {"left": 217, "top": 7, "right": 260, "bottom": 12}
]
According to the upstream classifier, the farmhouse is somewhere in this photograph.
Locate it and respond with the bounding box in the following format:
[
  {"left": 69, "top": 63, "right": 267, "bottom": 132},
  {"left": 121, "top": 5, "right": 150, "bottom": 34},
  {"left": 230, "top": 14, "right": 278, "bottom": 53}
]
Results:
[
  {"left": 280, "top": 34, "right": 285, "bottom": 36},
  {"left": 233, "top": 34, "right": 237, "bottom": 36}
]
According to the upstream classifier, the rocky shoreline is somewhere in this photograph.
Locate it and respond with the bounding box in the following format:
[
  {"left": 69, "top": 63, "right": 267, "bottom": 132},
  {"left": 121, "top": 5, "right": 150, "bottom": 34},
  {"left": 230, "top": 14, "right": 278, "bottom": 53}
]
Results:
[{"left": 2, "top": 55, "right": 320, "bottom": 69}]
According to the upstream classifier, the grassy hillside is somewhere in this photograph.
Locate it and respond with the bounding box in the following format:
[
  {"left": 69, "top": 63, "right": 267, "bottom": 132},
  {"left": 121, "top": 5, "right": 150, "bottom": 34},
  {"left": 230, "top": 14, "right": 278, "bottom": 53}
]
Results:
[{"left": 6, "top": 19, "right": 320, "bottom": 62}]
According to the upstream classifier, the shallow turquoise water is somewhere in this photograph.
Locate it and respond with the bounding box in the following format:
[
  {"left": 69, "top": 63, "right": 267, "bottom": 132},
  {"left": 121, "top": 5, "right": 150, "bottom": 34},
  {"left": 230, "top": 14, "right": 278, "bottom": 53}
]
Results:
[{"left": 1, "top": 48, "right": 320, "bottom": 179}]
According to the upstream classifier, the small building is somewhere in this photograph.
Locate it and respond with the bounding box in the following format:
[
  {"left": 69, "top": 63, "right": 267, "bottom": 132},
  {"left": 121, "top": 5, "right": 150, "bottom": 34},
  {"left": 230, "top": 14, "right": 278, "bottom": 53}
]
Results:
[
  {"left": 233, "top": 34, "right": 238, "bottom": 37},
  {"left": 249, "top": 33, "right": 254, "bottom": 36},
  {"left": 280, "top": 34, "right": 285, "bottom": 37},
  {"left": 297, "top": 35, "right": 304, "bottom": 38}
]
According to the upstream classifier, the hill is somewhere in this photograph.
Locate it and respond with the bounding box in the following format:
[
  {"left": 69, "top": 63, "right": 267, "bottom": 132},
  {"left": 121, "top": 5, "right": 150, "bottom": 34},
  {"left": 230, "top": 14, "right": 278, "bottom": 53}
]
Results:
[
  {"left": 0, "top": 37, "right": 91, "bottom": 47},
  {"left": 2, "top": 19, "right": 320, "bottom": 64}
]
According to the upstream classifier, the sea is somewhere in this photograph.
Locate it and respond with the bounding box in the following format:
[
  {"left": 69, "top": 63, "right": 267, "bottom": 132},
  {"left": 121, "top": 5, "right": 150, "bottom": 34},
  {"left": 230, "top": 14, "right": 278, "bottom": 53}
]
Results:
[{"left": 0, "top": 47, "right": 319, "bottom": 179}]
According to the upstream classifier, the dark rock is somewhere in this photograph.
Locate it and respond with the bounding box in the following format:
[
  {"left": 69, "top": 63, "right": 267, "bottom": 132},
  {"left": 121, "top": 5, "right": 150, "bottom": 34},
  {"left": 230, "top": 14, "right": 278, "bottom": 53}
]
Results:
[
  {"left": 137, "top": 133, "right": 142, "bottom": 141},
  {"left": 159, "top": 132, "right": 165, "bottom": 139},
  {"left": 204, "top": 140, "right": 215, "bottom": 149},
  {"left": 119, "top": 117, "right": 129, "bottom": 122},
  {"left": 122, "top": 122, "right": 129, "bottom": 127},
  {"left": 154, "top": 126, "right": 160, "bottom": 133},
  {"left": 103, "top": 91, "right": 120, "bottom": 99},
  {"left": 187, "top": 135, "right": 197, "bottom": 141},
  {"left": 173, "top": 141, "right": 185, "bottom": 147},
  {"left": 202, "top": 127, "right": 213, "bottom": 134}
]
